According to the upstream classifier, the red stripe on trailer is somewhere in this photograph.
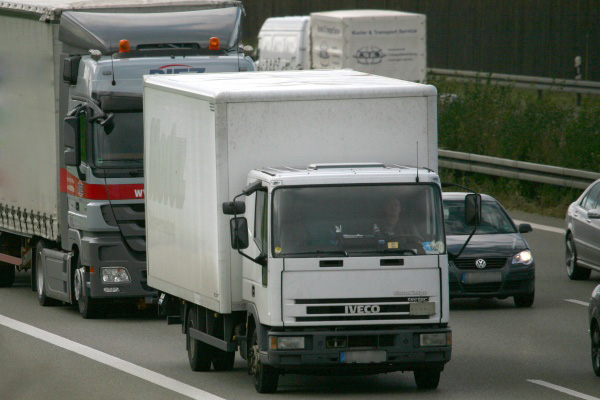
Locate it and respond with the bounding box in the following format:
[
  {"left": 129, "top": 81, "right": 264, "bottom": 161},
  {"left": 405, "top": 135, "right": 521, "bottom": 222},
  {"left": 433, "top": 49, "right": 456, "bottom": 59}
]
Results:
[{"left": 60, "top": 169, "right": 144, "bottom": 200}]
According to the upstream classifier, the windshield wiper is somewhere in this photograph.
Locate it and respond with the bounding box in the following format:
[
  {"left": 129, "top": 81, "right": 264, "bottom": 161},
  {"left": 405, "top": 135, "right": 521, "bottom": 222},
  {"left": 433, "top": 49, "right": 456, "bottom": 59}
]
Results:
[
  {"left": 355, "top": 249, "right": 418, "bottom": 256},
  {"left": 280, "top": 250, "right": 350, "bottom": 257}
]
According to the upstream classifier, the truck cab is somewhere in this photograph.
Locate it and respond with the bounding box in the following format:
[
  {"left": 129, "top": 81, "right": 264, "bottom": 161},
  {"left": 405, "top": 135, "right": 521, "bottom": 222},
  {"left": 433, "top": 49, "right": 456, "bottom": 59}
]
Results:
[
  {"left": 52, "top": 6, "right": 254, "bottom": 318},
  {"left": 230, "top": 164, "right": 451, "bottom": 390}
]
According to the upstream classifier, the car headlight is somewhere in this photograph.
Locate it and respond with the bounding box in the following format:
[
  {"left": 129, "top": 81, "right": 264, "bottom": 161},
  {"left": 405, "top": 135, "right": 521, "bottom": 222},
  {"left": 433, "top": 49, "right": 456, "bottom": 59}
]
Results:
[
  {"left": 512, "top": 250, "right": 533, "bottom": 265},
  {"left": 270, "top": 336, "right": 305, "bottom": 350},
  {"left": 101, "top": 267, "right": 131, "bottom": 283}
]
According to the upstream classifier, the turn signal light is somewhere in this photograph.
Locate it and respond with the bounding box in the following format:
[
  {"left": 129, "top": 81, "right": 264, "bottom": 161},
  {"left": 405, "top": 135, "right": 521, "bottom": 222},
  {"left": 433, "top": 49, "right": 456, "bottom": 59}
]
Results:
[
  {"left": 209, "top": 37, "right": 220, "bottom": 51},
  {"left": 119, "top": 39, "right": 131, "bottom": 53}
]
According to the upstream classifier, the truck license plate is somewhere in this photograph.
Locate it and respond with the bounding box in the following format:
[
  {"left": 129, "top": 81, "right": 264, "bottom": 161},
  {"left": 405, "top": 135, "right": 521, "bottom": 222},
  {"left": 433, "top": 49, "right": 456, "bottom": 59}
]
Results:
[
  {"left": 409, "top": 302, "right": 435, "bottom": 316},
  {"left": 340, "top": 350, "right": 386, "bottom": 364},
  {"left": 461, "top": 271, "right": 502, "bottom": 284}
]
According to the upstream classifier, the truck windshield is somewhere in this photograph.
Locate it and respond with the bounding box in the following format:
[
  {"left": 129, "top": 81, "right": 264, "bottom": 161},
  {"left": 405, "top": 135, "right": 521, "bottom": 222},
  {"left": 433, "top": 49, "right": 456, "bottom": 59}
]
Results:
[
  {"left": 93, "top": 111, "right": 143, "bottom": 168},
  {"left": 272, "top": 184, "right": 445, "bottom": 258}
]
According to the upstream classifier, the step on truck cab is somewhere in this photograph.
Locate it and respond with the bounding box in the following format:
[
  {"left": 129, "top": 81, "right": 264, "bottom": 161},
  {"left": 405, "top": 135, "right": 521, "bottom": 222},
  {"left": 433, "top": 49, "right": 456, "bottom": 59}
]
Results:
[
  {"left": 0, "top": 0, "right": 254, "bottom": 318},
  {"left": 144, "top": 70, "right": 479, "bottom": 392}
]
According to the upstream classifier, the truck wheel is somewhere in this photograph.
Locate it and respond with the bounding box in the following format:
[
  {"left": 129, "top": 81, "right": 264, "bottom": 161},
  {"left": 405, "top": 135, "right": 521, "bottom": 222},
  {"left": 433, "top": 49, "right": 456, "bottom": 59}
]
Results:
[
  {"left": 74, "top": 257, "right": 102, "bottom": 319},
  {"left": 212, "top": 350, "right": 235, "bottom": 371},
  {"left": 35, "top": 241, "right": 58, "bottom": 306},
  {"left": 187, "top": 307, "right": 212, "bottom": 371},
  {"left": 514, "top": 290, "right": 535, "bottom": 308},
  {"left": 250, "top": 330, "right": 278, "bottom": 393},
  {"left": 566, "top": 235, "right": 591, "bottom": 280},
  {"left": 414, "top": 368, "right": 441, "bottom": 390},
  {"left": 0, "top": 263, "right": 15, "bottom": 287}
]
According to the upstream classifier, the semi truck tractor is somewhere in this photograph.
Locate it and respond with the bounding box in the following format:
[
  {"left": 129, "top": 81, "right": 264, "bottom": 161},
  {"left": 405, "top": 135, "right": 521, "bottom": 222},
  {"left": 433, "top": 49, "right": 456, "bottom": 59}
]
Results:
[
  {"left": 144, "top": 70, "right": 479, "bottom": 392},
  {"left": 0, "top": 0, "right": 254, "bottom": 318}
]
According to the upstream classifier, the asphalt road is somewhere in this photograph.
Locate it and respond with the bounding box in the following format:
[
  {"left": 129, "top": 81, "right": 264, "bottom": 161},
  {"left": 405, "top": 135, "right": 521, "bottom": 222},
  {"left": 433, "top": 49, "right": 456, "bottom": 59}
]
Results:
[{"left": 1, "top": 210, "right": 598, "bottom": 400}]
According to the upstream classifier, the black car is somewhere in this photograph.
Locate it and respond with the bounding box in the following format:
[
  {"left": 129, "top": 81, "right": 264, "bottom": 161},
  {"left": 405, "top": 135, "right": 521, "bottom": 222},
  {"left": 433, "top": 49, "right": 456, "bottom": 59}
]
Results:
[
  {"left": 443, "top": 193, "right": 535, "bottom": 307},
  {"left": 590, "top": 284, "right": 600, "bottom": 376}
]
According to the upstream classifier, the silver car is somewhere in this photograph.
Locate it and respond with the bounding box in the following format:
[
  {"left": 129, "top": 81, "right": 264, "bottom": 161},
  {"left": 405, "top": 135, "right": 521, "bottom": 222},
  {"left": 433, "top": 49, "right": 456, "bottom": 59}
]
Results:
[{"left": 565, "top": 179, "right": 600, "bottom": 280}]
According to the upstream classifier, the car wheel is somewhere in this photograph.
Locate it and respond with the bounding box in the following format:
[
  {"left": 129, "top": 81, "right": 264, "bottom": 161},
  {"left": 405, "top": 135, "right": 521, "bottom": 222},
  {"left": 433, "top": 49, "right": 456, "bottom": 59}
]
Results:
[
  {"left": 592, "top": 323, "right": 600, "bottom": 377},
  {"left": 249, "top": 330, "right": 278, "bottom": 393},
  {"left": 514, "top": 290, "right": 534, "bottom": 308},
  {"left": 414, "top": 368, "right": 441, "bottom": 389},
  {"left": 186, "top": 307, "right": 212, "bottom": 371},
  {"left": 566, "top": 234, "right": 591, "bottom": 280}
]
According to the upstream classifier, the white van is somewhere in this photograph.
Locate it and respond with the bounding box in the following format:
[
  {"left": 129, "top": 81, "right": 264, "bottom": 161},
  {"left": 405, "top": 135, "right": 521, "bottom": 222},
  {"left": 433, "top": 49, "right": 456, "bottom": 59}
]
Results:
[{"left": 256, "top": 16, "right": 310, "bottom": 71}]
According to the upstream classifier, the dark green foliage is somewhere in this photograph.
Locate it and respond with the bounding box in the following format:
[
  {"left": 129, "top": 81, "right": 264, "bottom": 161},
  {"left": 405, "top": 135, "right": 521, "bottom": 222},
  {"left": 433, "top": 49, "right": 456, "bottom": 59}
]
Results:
[{"left": 434, "top": 78, "right": 600, "bottom": 217}]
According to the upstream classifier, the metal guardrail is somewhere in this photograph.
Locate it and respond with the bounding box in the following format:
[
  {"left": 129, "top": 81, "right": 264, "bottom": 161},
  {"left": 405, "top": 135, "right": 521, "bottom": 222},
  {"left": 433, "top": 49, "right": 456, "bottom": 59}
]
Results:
[
  {"left": 428, "top": 68, "right": 600, "bottom": 95},
  {"left": 438, "top": 149, "right": 600, "bottom": 190}
]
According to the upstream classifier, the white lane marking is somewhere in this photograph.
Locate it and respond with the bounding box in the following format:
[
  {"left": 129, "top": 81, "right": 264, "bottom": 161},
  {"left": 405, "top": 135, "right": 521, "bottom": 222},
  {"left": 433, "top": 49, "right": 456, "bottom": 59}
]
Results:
[
  {"left": 565, "top": 299, "right": 589, "bottom": 307},
  {"left": 0, "top": 314, "right": 224, "bottom": 400},
  {"left": 513, "top": 220, "right": 564, "bottom": 235},
  {"left": 528, "top": 380, "right": 600, "bottom": 400}
]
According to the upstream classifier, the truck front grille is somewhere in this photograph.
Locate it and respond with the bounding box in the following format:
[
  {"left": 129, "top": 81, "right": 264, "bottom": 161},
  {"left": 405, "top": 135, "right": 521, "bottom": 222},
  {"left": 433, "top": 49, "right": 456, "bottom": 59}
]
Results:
[
  {"left": 289, "top": 296, "right": 433, "bottom": 324},
  {"left": 101, "top": 204, "right": 146, "bottom": 261}
]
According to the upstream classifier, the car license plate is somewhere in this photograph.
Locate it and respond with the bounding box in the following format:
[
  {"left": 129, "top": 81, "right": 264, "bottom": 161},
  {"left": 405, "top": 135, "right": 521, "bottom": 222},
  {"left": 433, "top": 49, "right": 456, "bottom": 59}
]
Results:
[
  {"left": 340, "top": 350, "right": 386, "bottom": 364},
  {"left": 409, "top": 302, "right": 435, "bottom": 316},
  {"left": 461, "top": 271, "right": 502, "bottom": 284}
]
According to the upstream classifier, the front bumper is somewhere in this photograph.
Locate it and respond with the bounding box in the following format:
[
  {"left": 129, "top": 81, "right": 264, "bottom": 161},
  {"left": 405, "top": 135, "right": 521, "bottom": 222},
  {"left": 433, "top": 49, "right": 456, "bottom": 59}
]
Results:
[
  {"left": 262, "top": 327, "right": 451, "bottom": 374},
  {"left": 80, "top": 234, "right": 156, "bottom": 300},
  {"left": 449, "top": 262, "right": 535, "bottom": 298}
]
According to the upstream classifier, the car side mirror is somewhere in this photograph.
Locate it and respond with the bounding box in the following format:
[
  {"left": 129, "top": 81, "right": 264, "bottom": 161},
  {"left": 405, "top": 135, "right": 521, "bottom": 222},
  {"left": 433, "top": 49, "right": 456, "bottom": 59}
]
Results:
[
  {"left": 222, "top": 201, "right": 246, "bottom": 215},
  {"left": 464, "top": 193, "right": 482, "bottom": 226},
  {"left": 230, "top": 217, "right": 249, "bottom": 250},
  {"left": 64, "top": 116, "right": 81, "bottom": 166},
  {"left": 518, "top": 223, "right": 533, "bottom": 233},
  {"left": 588, "top": 209, "right": 600, "bottom": 219}
]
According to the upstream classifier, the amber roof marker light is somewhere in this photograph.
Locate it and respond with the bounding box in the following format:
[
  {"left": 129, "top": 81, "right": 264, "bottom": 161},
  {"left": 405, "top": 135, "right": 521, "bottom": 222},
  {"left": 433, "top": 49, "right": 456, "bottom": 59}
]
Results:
[
  {"left": 209, "top": 37, "right": 220, "bottom": 51},
  {"left": 119, "top": 39, "right": 131, "bottom": 53}
]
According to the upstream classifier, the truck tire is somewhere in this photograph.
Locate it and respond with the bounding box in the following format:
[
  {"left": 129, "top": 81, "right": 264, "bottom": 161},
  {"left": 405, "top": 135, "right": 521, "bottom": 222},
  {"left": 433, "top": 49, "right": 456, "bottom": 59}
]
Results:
[
  {"left": 414, "top": 368, "right": 441, "bottom": 390},
  {"left": 250, "top": 330, "right": 278, "bottom": 393},
  {"left": 187, "top": 307, "right": 212, "bottom": 371},
  {"left": 74, "top": 256, "right": 102, "bottom": 319},
  {"left": 0, "top": 263, "right": 15, "bottom": 287},
  {"left": 566, "top": 235, "right": 591, "bottom": 280},
  {"left": 212, "top": 350, "right": 235, "bottom": 371},
  {"left": 35, "top": 241, "right": 59, "bottom": 306}
]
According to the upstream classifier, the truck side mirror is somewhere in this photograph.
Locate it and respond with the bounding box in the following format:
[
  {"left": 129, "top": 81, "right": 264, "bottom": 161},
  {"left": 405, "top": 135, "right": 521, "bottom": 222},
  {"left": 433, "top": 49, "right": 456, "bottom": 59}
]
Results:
[
  {"left": 464, "top": 193, "right": 482, "bottom": 226},
  {"left": 222, "top": 201, "right": 246, "bottom": 215},
  {"left": 230, "top": 217, "right": 249, "bottom": 250},
  {"left": 64, "top": 116, "right": 81, "bottom": 166},
  {"left": 63, "top": 56, "right": 81, "bottom": 85}
]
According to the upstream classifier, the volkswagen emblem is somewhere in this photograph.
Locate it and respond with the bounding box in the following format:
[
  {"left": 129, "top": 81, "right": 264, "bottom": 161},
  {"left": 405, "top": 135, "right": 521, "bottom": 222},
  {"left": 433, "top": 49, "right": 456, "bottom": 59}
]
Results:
[{"left": 475, "top": 259, "right": 487, "bottom": 269}]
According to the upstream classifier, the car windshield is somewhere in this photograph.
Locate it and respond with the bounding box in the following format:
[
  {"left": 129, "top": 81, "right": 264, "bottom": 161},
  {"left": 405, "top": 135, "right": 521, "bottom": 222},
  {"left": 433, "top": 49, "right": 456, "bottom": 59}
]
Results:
[
  {"left": 93, "top": 111, "right": 143, "bottom": 168},
  {"left": 272, "top": 184, "right": 445, "bottom": 257},
  {"left": 444, "top": 199, "right": 516, "bottom": 235}
]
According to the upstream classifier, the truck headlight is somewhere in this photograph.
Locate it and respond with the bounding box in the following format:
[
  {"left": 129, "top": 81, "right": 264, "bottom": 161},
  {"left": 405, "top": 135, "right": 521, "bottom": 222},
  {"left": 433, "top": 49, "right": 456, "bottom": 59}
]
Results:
[
  {"left": 419, "top": 332, "right": 451, "bottom": 347},
  {"left": 270, "top": 336, "right": 305, "bottom": 350},
  {"left": 512, "top": 250, "right": 533, "bottom": 265},
  {"left": 101, "top": 267, "right": 131, "bottom": 283}
]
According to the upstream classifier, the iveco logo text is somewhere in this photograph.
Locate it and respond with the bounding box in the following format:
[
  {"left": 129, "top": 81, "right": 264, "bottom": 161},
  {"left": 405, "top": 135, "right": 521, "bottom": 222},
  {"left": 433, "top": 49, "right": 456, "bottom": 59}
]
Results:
[
  {"left": 475, "top": 258, "right": 487, "bottom": 269},
  {"left": 149, "top": 64, "right": 206, "bottom": 75},
  {"left": 345, "top": 305, "right": 380, "bottom": 314}
]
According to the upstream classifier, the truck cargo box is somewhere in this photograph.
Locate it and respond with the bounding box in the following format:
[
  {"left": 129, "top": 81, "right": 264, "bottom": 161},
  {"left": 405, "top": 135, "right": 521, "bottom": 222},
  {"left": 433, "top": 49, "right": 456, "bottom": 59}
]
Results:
[
  {"left": 143, "top": 70, "right": 438, "bottom": 314},
  {"left": 310, "top": 10, "right": 426, "bottom": 82}
]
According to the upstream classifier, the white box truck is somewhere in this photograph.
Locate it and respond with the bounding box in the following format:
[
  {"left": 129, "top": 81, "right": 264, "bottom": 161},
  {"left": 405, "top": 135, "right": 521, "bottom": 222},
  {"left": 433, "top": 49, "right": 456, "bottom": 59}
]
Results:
[
  {"left": 257, "top": 10, "right": 426, "bottom": 82},
  {"left": 144, "top": 70, "right": 482, "bottom": 392},
  {"left": 0, "top": 0, "right": 254, "bottom": 318}
]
